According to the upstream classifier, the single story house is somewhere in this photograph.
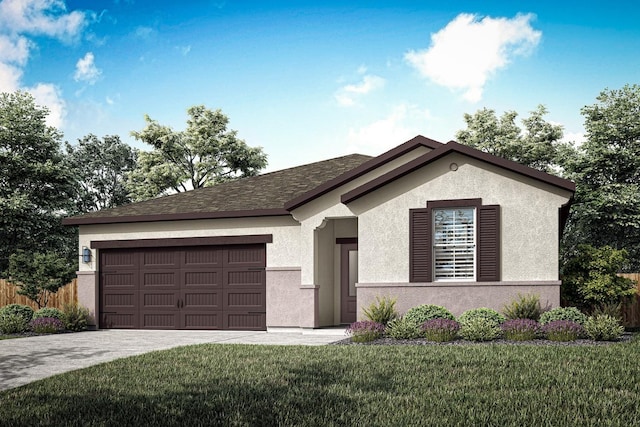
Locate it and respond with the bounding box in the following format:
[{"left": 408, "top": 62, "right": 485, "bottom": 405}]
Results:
[{"left": 63, "top": 136, "right": 575, "bottom": 331}]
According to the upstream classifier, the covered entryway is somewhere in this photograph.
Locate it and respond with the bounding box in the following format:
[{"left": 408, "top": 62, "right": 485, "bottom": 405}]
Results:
[{"left": 98, "top": 240, "right": 267, "bottom": 330}]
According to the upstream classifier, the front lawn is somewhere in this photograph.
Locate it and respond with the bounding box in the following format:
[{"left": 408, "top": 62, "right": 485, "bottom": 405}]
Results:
[{"left": 2, "top": 340, "right": 640, "bottom": 426}]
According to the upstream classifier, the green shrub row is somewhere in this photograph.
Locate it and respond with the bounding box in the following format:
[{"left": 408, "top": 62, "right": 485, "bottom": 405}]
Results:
[
  {"left": 0, "top": 303, "right": 90, "bottom": 335},
  {"left": 356, "top": 295, "right": 625, "bottom": 343}
]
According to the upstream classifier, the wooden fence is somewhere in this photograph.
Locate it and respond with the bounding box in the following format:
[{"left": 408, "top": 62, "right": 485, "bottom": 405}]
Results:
[
  {"left": 620, "top": 273, "right": 640, "bottom": 327},
  {"left": 0, "top": 279, "right": 78, "bottom": 310}
]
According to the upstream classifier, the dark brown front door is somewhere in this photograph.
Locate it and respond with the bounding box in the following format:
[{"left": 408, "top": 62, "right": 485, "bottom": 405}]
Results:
[
  {"left": 340, "top": 243, "right": 358, "bottom": 324},
  {"left": 100, "top": 244, "right": 266, "bottom": 330}
]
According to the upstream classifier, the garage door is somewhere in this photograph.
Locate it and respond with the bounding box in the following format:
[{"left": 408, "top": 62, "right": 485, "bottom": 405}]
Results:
[{"left": 99, "top": 244, "right": 266, "bottom": 330}]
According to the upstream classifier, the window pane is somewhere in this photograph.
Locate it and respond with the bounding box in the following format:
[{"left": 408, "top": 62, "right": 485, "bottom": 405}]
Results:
[{"left": 433, "top": 207, "right": 475, "bottom": 280}]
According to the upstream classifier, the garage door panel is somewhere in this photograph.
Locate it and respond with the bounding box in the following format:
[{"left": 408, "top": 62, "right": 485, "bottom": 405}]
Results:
[
  {"left": 141, "top": 270, "right": 181, "bottom": 289},
  {"left": 183, "top": 270, "right": 222, "bottom": 288},
  {"left": 183, "top": 312, "right": 223, "bottom": 329},
  {"left": 223, "top": 288, "right": 265, "bottom": 311},
  {"left": 102, "top": 271, "right": 138, "bottom": 288},
  {"left": 141, "top": 312, "right": 179, "bottom": 329},
  {"left": 183, "top": 247, "right": 223, "bottom": 267},
  {"left": 101, "top": 250, "right": 138, "bottom": 269},
  {"left": 224, "top": 312, "right": 265, "bottom": 330},
  {"left": 183, "top": 291, "right": 221, "bottom": 309},
  {"left": 224, "top": 245, "right": 265, "bottom": 268},
  {"left": 141, "top": 291, "right": 179, "bottom": 309},
  {"left": 101, "top": 312, "right": 137, "bottom": 329},
  {"left": 223, "top": 268, "right": 265, "bottom": 288},
  {"left": 142, "top": 249, "right": 180, "bottom": 268}
]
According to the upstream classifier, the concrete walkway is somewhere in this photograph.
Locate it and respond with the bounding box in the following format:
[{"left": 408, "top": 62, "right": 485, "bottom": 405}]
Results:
[{"left": 0, "top": 328, "right": 346, "bottom": 392}]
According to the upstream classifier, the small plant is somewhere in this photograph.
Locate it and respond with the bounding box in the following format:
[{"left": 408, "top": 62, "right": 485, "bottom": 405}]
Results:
[
  {"left": 362, "top": 296, "right": 398, "bottom": 325},
  {"left": 503, "top": 294, "right": 542, "bottom": 321},
  {"left": 346, "top": 321, "right": 385, "bottom": 343},
  {"left": 583, "top": 314, "right": 624, "bottom": 341},
  {"left": 539, "top": 306, "right": 587, "bottom": 326},
  {"left": 0, "top": 313, "right": 29, "bottom": 334},
  {"left": 403, "top": 304, "right": 455, "bottom": 326},
  {"left": 542, "top": 320, "right": 584, "bottom": 342},
  {"left": 459, "top": 318, "right": 501, "bottom": 341},
  {"left": 33, "top": 307, "right": 64, "bottom": 320},
  {"left": 458, "top": 308, "right": 505, "bottom": 328},
  {"left": 591, "top": 302, "right": 622, "bottom": 321},
  {"left": 61, "top": 303, "right": 90, "bottom": 332},
  {"left": 29, "top": 317, "right": 66, "bottom": 334},
  {"left": 0, "top": 304, "right": 34, "bottom": 324},
  {"left": 500, "top": 319, "right": 539, "bottom": 341},
  {"left": 421, "top": 318, "right": 459, "bottom": 342},
  {"left": 386, "top": 317, "right": 422, "bottom": 339}
]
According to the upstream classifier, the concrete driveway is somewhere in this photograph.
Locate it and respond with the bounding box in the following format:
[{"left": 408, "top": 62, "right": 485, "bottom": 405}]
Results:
[{"left": 0, "top": 328, "right": 345, "bottom": 391}]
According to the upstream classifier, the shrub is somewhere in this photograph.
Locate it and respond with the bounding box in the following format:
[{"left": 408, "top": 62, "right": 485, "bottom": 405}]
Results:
[
  {"left": 0, "top": 304, "right": 34, "bottom": 323},
  {"left": 542, "top": 320, "right": 584, "bottom": 342},
  {"left": 403, "top": 304, "right": 455, "bottom": 326},
  {"left": 386, "top": 317, "right": 422, "bottom": 339},
  {"left": 500, "top": 319, "right": 539, "bottom": 341},
  {"left": 0, "top": 313, "right": 29, "bottom": 334},
  {"left": 502, "top": 294, "right": 542, "bottom": 321},
  {"left": 33, "top": 307, "right": 64, "bottom": 320},
  {"left": 539, "top": 306, "right": 587, "bottom": 326},
  {"left": 591, "top": 302, "right": 622, "bottom": 321},
  {"left": 459, "top": 318, "right": 501, "bottom": 341},
  {"left": 362, "top": 296, "right": 398, "bottom": 325},
  {"left": 583, "top": 314, "right": 625, "bottom": 341},
  {"left": 421, "top": 319, "right": 459, "bottom": 342},
  {"left": 346, "top": 321, "right": 385, "bottom": 343},
  {"left": 458, "top": 308, "right": 505, "bottom": 328},
  {"left": 61, "top": 304, "right": 90, "bottom": 332},
  {"left": 29, "top": 317, "right": 66, "bottom": 334}
]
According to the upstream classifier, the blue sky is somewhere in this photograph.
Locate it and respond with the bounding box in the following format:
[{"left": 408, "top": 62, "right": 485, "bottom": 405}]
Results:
[{"left": 2, "top": 1, "right": 639, "bottom": 172}]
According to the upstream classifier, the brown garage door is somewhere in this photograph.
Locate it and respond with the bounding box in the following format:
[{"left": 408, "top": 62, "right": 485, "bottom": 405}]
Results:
[{"left": 99, "top": 244, "right": 266, "bottom": 330}]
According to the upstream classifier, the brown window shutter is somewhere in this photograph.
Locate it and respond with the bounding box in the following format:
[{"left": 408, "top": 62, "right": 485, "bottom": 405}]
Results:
[
  {"left": 478, "top": 205, "right": 500, "bottom": 282},
  {"left": 410, "top": 208, "right": 431, "bottom": 282}
]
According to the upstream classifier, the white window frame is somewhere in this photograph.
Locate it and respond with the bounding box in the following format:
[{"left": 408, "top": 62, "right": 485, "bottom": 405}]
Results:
[{"left": 432, "top": 207, "right": 476, "bottom": 281}]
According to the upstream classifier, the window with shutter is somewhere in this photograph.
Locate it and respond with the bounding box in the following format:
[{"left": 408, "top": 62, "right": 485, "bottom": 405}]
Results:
[{"left": 410, "top": 199, "right": 500, "bottom": 283}]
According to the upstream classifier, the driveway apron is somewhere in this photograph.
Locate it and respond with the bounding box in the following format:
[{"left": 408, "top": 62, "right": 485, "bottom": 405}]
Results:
[{"left": 0, "top": 329, "right": 345, "bottom": 391}]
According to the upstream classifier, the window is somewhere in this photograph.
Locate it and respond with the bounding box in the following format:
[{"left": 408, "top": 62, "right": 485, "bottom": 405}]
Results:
[
  {"left": 432, "top": 207, "right": 475, "bottom": 280},
  {"left": 410, "top": 199, "right": 500, "bottom": 283}
]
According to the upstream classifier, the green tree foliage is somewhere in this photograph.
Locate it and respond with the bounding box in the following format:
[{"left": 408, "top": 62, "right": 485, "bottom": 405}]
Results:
[
  {"left": 66, "top": 134, "right": 138, "bottom": 213},
  {"left": 5, "top": 250, "right": 76, "bottom": 309},
  {"left": 128, "top": 105, "right": 267, "bottom": 200},
  {"left": 562, "top": 85, "right": 640, "bottom": 269},
  {"left": 456, "top": 105, "right": 565, "bottom": 172},
  {"left": 0, "top": 91, "right": 75, "bottom": 273},
  {"left": 561, "top": 244, "right": 636, "bottom": 309}
]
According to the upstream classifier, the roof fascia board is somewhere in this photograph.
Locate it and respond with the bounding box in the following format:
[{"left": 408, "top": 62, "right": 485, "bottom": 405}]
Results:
[
  {"left": 283, "top": 135, "right": 443, "bottom": 211},
  {"left": 341, "top": 141, "right": 576, "bottom": 204},
  {"left": 62, "top": 208, "right": 291, "bottom": 226},
  {"left": 91, "top": 234, "right": 273, "bottom": 249}
]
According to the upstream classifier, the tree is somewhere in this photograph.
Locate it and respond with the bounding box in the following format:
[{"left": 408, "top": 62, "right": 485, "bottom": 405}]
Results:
[
  {"left": 127, "top": 105, "right": 267, "bottom": 200},
  {"left": 562, "top": 84, "right": 640, "bottom": 269},
  {"left": 66, "top": 134, "right": 138, "bottom": 213},
  {"left": 561, "top": 245, "right": 636, "bottom": 310},
  {"left": 0, "top": 91, "right": 75, "bottom": 273},
  {"left": 5, "top": 250, "right": 76, "bottom": 309},
  {"left": 456, "top": 105, "right": 565, "bottom": 173}
]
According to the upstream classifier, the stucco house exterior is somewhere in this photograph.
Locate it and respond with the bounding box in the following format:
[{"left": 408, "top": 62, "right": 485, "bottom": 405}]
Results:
[{"left": 63, "top": 135, "right": 575, "bottom": 331}]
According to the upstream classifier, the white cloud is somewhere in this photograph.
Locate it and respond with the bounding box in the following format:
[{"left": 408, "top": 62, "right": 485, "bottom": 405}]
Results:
[
  {"left": 405, "top": 13, "right": 541, "bottom": 102},
  {"left": 134, "top": 26, "right": 155, "bottom": 40},
  {"left": 345, "top": 105, "right": 432, "bottom": 154},
  {"left": 28, "top": 82, "right": 66, "bottom": 128},
  {"left": 74, "top": 52, "right": 101, "bottom": 84},
  {"left": 335, "top": 74, "right": 386, "bottom": 107},
  {"left": 0, "top": 0, "right": 92, "bottom": 127},
  {"left": 562, "top": 131, "right": 587, "bottom": 147}
]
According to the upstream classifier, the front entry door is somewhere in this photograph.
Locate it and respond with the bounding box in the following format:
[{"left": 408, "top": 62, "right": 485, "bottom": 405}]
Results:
[{"left": 340, "top": 243, "right": 358, "bottom": 324}]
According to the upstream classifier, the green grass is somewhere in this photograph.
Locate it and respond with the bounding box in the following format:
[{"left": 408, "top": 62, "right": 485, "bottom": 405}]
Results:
[{"left": 2, "top": 340, "right": 640, "bottom": 426}]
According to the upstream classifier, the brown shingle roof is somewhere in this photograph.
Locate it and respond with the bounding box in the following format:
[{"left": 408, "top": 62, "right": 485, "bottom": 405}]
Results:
[{"left": 63, "top": 153, "right": 373, "bottom": 225}]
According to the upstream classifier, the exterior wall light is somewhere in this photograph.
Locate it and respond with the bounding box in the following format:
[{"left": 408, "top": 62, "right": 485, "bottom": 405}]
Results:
[{"left": 82, "top": 247, "right": 92, "bottom": 263}]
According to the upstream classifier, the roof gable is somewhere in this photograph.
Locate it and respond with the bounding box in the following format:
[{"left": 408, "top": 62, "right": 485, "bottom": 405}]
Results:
[
  {"left": 283, "top": 135, "right": 443, "bottom": 211},
  {"left": 340, "top": 140, "right": 576, "bottom": 204}
]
